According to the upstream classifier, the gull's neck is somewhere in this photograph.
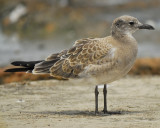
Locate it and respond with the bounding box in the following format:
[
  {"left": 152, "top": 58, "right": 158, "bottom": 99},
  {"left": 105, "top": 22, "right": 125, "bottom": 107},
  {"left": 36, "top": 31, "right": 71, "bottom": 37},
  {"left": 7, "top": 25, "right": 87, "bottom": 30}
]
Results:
[{"left": 111, "top": 30, "right": 135, "bottom": 43}]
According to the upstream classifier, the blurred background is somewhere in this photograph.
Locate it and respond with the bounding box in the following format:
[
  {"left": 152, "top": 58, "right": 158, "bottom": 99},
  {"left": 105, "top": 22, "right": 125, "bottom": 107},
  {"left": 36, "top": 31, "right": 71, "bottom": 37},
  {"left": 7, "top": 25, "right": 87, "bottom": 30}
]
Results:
[{"left": 0, "top": 0, "right": 160, "bottom": 83}]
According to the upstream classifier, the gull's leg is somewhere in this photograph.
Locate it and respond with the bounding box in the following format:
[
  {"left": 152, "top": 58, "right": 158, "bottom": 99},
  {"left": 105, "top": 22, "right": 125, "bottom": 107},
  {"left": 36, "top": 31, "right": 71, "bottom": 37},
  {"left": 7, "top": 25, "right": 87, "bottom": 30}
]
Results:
[
  {"left": 95, "top": 85, "right": 99, "bottom": 114},
  {"left": 103, "top": 84, "right": 107, "bottom": 114}
]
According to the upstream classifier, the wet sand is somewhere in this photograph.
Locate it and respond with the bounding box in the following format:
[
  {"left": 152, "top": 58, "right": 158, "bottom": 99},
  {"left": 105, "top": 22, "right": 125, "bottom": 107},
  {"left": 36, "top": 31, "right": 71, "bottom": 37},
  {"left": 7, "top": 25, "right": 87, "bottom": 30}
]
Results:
[{"left": 0, "top": 76, "right": 160, "bottom": 128}]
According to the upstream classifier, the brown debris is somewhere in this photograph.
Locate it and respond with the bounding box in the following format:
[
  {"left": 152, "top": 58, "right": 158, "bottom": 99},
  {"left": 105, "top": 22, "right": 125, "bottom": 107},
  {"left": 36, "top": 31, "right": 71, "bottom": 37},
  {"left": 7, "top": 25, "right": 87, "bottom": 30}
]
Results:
[
  {"left": 129, "top": 58, "right": 160, "bottom": 75},
  {"left": 0, "top": 67, "right": 52, "bottom": 84}
]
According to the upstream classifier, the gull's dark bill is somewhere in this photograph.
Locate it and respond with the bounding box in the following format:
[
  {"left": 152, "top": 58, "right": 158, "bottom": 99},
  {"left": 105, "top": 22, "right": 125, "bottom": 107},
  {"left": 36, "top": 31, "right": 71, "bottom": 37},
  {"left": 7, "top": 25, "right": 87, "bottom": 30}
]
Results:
[{"left": 138, "top": 24, "right": 155, "bottom": 30}]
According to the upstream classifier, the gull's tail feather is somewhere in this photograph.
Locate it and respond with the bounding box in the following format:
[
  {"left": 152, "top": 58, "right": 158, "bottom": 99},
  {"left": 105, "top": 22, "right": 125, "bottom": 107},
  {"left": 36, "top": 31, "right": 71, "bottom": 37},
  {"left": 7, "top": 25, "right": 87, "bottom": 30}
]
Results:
[
  {"left": 5, "top": 60, "right": 43, "bottom": 73},
  {"left": 33, "top": 59, "right": 59, "bottom": 74},
  {"left": 11, "top": 61, "right": 42, "bottom": 68},
  {"left": 5, "top": 67, "right": 32, "bottom": 72}
]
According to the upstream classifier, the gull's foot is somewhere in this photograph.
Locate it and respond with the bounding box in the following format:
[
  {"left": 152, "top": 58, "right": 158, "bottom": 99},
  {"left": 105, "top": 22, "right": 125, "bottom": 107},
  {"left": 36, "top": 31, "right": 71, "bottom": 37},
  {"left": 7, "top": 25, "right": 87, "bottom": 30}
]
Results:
[
  {"left": 102, "top": 110, "right": 121, "bottom": 115},
  {"left": 95, "top": 111, "right": 99, "bottom": 115},
  {"left": 103, "top": 110, "right": 108, "bottom": 114}
]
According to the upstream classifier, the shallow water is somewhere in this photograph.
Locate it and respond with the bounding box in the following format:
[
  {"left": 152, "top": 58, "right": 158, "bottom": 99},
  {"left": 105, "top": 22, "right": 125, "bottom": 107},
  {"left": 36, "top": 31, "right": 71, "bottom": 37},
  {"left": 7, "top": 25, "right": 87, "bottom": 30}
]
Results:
[{"left": 0, "top": 32, "right": 73, "bottom": 67}]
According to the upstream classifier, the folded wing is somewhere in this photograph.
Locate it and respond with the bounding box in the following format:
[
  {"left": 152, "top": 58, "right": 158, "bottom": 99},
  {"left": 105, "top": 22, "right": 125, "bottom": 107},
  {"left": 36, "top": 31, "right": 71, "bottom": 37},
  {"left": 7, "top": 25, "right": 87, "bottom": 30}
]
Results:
[{"left": 33, "top": 38, "right": 116, "bottom": 80}]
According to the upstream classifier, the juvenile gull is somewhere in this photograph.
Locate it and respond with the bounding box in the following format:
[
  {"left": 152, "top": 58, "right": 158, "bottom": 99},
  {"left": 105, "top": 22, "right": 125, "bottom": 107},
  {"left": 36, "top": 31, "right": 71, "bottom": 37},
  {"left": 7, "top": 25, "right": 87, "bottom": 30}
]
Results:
[{"left": 5, "top": 15, "right": 154, "bottom": 114}]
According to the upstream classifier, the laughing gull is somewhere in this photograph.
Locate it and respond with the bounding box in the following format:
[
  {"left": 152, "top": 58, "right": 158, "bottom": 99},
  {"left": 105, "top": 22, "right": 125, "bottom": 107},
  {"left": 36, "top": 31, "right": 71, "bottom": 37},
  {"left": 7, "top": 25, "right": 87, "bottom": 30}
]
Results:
[{"left": 5, "top": 15, "right": 154, "bottom": 114}]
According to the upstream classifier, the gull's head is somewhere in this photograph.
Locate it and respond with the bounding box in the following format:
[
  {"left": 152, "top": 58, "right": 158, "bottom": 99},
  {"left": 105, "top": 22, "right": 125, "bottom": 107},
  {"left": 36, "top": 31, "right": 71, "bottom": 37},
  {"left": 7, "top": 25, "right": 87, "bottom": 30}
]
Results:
[{"left": 111, "top": 15, "right": 154, "bottom": 37}]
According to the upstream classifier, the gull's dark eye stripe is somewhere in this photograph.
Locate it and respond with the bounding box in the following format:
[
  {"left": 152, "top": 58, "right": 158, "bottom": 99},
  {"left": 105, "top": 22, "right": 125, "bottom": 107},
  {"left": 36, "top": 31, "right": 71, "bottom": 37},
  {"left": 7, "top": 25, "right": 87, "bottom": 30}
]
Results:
[{"left": 115, "top": 19, "right": 124, "bottom": 26}]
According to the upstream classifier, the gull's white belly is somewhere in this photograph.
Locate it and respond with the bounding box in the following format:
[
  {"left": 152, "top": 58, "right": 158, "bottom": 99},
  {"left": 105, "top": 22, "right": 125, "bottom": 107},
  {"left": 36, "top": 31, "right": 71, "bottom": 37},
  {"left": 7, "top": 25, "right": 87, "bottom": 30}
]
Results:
[{"left": 96, "top": 62, "right": 135, "bottom": 84}]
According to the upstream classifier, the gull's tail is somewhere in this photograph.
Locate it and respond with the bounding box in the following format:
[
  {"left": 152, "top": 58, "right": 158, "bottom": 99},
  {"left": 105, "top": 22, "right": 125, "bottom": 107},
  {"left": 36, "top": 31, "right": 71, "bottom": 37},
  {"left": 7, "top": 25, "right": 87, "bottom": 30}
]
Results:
[{"left": 4, "top": 60, "right": 43, "bottom": 73}]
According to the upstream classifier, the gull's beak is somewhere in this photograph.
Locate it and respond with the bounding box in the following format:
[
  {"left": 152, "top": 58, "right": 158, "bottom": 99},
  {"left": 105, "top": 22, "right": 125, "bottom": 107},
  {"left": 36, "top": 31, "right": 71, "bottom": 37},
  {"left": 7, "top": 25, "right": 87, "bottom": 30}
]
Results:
[{"left": 138, "top": 24, "right": 155, "bottom": 30}]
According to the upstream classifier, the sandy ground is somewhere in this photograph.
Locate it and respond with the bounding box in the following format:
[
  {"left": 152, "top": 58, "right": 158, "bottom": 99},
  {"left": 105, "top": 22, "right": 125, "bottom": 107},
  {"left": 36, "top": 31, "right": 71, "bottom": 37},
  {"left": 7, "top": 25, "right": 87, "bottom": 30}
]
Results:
[{"left": 0, "top": 76, "right": 160, "bottom": 128}]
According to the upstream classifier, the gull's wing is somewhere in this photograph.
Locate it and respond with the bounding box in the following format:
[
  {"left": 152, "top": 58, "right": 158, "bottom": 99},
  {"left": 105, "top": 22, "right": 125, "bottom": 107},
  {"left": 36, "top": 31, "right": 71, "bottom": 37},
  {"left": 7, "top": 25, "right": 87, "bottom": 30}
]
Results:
[{"left": 33, "top": 37, "right": 116, "bottom": 80}]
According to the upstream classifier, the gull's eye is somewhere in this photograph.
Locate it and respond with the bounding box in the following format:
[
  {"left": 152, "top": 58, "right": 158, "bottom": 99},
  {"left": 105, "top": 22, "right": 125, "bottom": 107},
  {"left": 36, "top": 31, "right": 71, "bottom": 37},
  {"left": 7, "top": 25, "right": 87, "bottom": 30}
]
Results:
[{"left": 129, "top": 21, "right": 134, "bottom": 26}]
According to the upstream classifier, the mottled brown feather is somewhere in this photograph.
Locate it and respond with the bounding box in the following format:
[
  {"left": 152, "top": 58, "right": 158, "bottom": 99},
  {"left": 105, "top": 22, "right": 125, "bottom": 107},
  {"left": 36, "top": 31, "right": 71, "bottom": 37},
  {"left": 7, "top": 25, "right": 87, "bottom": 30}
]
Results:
[{"left": 49, "top": 38, "right": 113, "bottom": 79}]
